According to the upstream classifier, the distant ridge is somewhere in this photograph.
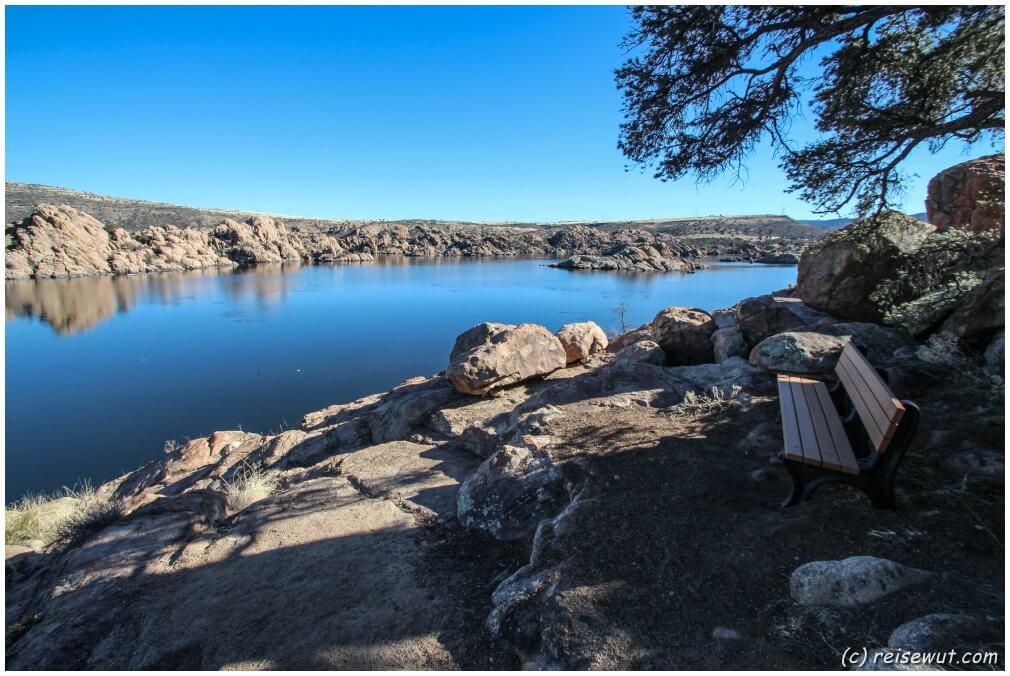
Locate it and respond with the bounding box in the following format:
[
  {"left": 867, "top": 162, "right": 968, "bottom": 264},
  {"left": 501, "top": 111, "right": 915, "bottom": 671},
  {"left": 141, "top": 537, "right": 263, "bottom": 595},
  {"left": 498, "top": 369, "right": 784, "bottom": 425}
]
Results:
[
  {"left": 5, "top": 182, "right": 821, "bottom": 239},
  {"left": 800, "top": 212, "right": 929, "bottom": 230}
]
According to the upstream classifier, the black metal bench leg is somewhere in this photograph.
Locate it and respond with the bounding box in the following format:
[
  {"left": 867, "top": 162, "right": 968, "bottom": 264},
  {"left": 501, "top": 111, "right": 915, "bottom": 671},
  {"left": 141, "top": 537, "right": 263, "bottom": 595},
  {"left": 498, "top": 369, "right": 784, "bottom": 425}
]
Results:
[
  {"left": 862, "top": 470, "right": 897, "bottom": 510},
  {"left": 782, "top": 461, "right": 804, "bottom": 508}
]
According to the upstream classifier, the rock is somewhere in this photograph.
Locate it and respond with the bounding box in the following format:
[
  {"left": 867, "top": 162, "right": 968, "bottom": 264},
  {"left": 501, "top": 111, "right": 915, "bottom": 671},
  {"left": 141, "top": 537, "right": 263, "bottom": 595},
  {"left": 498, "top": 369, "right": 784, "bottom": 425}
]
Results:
[
  {"left": 711, "top": 627, "right": 742, "bottom": 640},
  {"left": 817, "top": 322, "right": 912, "bottom": 362},
  {"left": 5, "top": 205, "right": 115, "bottom": 279},
  {"left": 939, "top": 267, "right": 1005, "bottom": 349},
  {"left": 449, "top": 322, "right": 513, "bottom": 362},
  {"left": 666, "top": 357, "right": 766, "bottom": 401},
  {"left": 612, "top": 340, "right": 666, "bottom": 367},
  {"left": 210, "top": 215, "right": 305, "bottom": 264},
  {"left": 888, "top": 613, "right": 1001, "bottom": 653},
  {"left": 607, "top": 324, "right": 653, "bottom": 352},
  {"left": 854, "top": 648, "right": 936, "bottom": 671},
  {"left": 789, "top": 556, "right": 932, "bottom": 607},
  {"left": 712, "top": 325, "right": 748, "bottom": 362},
  {"left": 882, "top": 286, "right": 967, "bottom": 337},
  {"left": 926, "top": 154, "right": 1005, "bottom": 235},
  {"left": 651, "top": 306, "right": 717, "bottom": 365},
  {"left": 456, "top": 443, "right": 567, "bottom": 540},
  {"left": 984, "top": 331, "right": 1004, "bottom": 376},
  {"left": 739, "top": 422, "right": 780, "bottom": 455},
  {"left": 754, "top": 252, "right": 799, "bottom": 264},
  {"left": 556, "top": 322, "right": 608, "bottom": 364},
  {"left": 337, "top": 441, "right": 481, "bottom": 522},
  {"left": 550, "top": 244, "right": 702, "bottom": 273},
  {"left": 735, "top": 294, "right": 810, "bottom": 346},
  {"left": 749, "top": 331, "right": 851, "bottom": 374},
  {"left": 797, "top": 212, "right": 935, "bottom": 322},
  {"left": 943, "top": 449, "right": 1004, "bottom": 480},
  {"left": 446, "top": 323, "right": 567, "bottom": 395},
  {"left": 8, "top": 476, "right": 461, "bottom": 669}
]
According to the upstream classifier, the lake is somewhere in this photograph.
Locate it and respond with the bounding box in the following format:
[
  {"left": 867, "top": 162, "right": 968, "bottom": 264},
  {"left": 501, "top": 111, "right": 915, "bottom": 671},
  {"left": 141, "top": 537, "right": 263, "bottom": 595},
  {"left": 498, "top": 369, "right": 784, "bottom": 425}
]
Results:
[{"left": 5, "top": 258, "right": 796, "bottom": 498}]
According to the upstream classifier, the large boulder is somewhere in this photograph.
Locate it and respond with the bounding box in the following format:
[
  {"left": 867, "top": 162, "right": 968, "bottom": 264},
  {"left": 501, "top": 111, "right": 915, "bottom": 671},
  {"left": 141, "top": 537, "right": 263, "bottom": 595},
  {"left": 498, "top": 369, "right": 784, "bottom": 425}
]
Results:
[
  {"left": 5, "top": 206, "right": 115, "bottom": 279},
  {"left": 797, "top": 212, "right": 934, "bottom": 322},
  {"left": 650, "top": 306, "right": 717, "bottom": 365},
  {"left": 607, "top": 324, "right": 653, "bottom": 353},
  {"left": 555, "top": 322, "right": 608, "bottom": 364},
  {"left": 984, "top": 331, "right": 1004, "bottom": 376},
  {"left": 711, "top": 325, "right": 748, "bottom": 362},
  {"left": 939, "top": 267, "right": 1005, "bottom": 349},
  {"left": 612, "top": 340, "right": 666, "bottom": 367},
  {"left": 456, "top": 443, "right": 567, "bottom": 540},
  {"left": 749, "top": 331, "right": 851, "bottom": 375},
  {"left": 926, "top": 154, "right": 1005, "bottom": 235},
  {"left": 817, "top": 322, "right": 912, "bottom": 362},
  {"left": 446, "top": 323, "right": 567, "bottom": 395},
  {"left": 790, "top": 556, "right": 932, "bottom": 607},
  {"left": 735, "top": 294, "right": 808, "bottom": 346},
  {"left": 210, "top": 215, "right": 305, "bottom": 264},
  {"left": 889, "top": 613, "right": 1003, "bottom": 653}
]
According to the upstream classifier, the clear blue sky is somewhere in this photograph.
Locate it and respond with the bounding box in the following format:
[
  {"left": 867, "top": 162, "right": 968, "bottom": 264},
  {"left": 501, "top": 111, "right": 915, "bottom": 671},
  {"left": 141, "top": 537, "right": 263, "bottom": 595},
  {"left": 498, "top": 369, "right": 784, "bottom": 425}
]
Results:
[{"left": 5, "top": 6, "right": 1001, "bottom": 222}]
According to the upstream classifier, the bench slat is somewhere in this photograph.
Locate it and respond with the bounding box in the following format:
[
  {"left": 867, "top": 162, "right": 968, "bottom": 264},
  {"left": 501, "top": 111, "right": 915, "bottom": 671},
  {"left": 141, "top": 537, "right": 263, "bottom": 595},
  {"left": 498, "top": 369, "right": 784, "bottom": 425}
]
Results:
[
  {"left": 788, "top": 377, "right": 824, "bottom": 466},
  {"left": 801, "top": 378, "right": 844, "bottom": 472},
  {"left": 835, "top": 356, "right": 891, "bottom": 447},
  {"left": 778, "top": 376, "right": 806, "bottom": 464},
  {"left": 835, "top": 345, "right": 904, "bottom": 453},
  {"left": 811, "top": 380, "right": 859, "bottom": 474},
  {"left": 839, "top": 345, "right": 905, "bottom": 422}
]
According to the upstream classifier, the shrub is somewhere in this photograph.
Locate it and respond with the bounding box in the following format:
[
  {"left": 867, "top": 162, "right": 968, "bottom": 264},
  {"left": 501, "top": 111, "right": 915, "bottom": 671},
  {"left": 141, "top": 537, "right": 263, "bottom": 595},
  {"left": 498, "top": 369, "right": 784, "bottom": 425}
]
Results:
[{"left": 672, "top": 384, "right": 744, "bottom": 416}]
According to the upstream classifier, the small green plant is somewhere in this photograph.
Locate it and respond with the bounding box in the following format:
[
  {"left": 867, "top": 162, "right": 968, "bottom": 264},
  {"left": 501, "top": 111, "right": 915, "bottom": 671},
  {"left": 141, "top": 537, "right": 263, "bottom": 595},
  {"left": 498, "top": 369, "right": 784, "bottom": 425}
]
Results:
[
  {"left": 672, "top": 384, "right": 744, "bottom": 416},
  {"left": 223, "top": 463, "right": 280, "bottom": 512},
  {"left": 5, "top": 481, "right": 119, "bottom": 551}
]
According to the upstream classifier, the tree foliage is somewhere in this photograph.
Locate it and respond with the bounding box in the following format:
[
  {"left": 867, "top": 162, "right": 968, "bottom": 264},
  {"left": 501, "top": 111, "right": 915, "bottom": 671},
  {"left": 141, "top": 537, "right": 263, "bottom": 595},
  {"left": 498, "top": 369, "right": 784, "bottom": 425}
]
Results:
[{"left": 616, "top": 6, "right": 1005, "bottom": 214}]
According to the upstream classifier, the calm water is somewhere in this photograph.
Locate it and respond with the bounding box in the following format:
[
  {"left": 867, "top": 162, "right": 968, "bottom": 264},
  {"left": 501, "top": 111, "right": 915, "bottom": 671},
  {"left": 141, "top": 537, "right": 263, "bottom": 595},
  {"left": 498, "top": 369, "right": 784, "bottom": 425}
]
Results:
[{"left": 5, "top": 258, "right": 795, "bottom": 498}]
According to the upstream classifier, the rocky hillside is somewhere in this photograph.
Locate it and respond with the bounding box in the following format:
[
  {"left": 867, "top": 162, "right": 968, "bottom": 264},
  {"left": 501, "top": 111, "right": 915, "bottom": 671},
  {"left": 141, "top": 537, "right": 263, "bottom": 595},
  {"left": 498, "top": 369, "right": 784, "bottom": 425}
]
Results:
[
  {"left": 6, "top": 182, "right": 822, "bottom": 239},
  {"left": 5, "top": 205, "right": 809, "bottom": 280}
]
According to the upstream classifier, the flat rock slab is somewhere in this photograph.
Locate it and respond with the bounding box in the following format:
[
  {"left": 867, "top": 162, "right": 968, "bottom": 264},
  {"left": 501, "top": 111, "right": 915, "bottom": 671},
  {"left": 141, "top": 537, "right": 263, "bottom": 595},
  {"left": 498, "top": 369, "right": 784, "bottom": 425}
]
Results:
[
  {"left": 11, "top": 478, "right": 459, "bottom": 669},
  {"left": 339, "top": 441, "right": 482, "bottom": 522}
]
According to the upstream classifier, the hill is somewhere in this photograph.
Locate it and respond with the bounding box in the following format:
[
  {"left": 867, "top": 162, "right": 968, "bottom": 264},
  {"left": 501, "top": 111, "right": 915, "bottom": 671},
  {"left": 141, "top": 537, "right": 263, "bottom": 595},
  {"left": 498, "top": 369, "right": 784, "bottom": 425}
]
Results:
[
  {"left": 5, "top": 182, "right": 821, "bottom": 240},
  {"left": 800, "top": 212, "right": 929, "bottom": 230}
]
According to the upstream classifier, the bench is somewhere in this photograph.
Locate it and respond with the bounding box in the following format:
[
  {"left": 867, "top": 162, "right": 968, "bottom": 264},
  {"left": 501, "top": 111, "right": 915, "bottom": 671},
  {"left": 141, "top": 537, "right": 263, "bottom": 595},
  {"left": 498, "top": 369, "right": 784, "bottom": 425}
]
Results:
[{"left": 777, "top": 343, "right": 920, "bottom": 509}]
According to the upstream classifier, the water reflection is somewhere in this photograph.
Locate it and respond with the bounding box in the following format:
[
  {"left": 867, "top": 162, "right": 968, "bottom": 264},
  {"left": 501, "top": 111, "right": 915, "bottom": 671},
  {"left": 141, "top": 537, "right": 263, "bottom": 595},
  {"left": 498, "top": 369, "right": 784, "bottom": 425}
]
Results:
[
  {"left": 7, "top": 258, "right": 798, "bottom": 498},
  {"left": 5, "top": 264, "right": 305, "bottom": 335}
]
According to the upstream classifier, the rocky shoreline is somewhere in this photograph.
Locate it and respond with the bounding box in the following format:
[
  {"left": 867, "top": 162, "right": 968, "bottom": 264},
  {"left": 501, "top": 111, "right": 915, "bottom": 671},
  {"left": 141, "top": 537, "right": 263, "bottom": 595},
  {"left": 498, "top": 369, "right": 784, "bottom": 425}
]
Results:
[
  {"left": 6, "top": 204, "right": 1004, "bottom": 668},
  {"left": 6, "top": 205, "right": 805, "bottom": 281},
  {"left": 5, "top": 156, "right": 1005, "bottom": 669}
]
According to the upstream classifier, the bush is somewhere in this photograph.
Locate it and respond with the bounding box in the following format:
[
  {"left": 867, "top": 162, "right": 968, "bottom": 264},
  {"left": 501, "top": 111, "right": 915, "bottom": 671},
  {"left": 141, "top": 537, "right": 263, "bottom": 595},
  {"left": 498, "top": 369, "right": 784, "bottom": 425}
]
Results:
[{"left": 672, "top": 384, "right": 744, "bottom": 416}]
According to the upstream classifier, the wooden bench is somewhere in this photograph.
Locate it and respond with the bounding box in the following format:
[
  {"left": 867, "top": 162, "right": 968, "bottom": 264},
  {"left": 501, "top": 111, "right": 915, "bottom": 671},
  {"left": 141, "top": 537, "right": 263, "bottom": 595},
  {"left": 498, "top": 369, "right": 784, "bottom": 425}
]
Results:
[{"left": 777, "top": 343, "right": 920, "bottom": 509}]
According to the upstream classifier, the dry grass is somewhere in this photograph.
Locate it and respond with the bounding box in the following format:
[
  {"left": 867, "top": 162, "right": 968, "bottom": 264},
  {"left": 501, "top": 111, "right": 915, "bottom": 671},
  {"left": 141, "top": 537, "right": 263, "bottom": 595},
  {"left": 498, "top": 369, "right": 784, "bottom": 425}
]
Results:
[
  {"left": 5, "top": 481, "right": 120, "bottom": 551},
  {"left": 223, "top": 463, "right": 281, "bottom": 512},
  {"left": 671, "top": 384, "right": 744, "bottom": 416}
]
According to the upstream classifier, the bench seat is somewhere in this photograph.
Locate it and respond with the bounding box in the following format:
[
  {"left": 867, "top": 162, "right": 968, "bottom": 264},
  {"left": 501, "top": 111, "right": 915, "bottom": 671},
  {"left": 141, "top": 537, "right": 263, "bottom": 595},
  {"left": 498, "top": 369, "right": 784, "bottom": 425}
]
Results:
[{"left": 777, "top": 375, "right": 859, "bottom": 475}]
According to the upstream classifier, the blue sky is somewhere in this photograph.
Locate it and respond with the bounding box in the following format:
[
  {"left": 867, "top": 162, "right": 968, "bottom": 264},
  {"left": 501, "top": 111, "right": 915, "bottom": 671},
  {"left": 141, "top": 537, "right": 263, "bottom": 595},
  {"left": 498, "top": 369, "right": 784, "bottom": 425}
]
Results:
[{"left": 5, "top": 6, "right": 1001, "bottom": 222}]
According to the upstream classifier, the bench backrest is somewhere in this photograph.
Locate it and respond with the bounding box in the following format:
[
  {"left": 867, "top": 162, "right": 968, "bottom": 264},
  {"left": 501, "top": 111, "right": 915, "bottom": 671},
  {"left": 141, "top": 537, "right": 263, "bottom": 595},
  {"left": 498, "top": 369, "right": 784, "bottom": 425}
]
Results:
[{"left": 834, "top": 343, "right": 905, "bottom": 453}]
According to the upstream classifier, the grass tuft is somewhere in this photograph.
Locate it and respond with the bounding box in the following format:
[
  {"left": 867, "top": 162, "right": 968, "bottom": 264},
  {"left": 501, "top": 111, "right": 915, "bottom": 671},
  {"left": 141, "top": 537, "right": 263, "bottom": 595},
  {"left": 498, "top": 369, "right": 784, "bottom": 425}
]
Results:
[
  {"left": 671, "top": 384, "right": 744, "bottom": 416},
  {"left": 5, "top": 481, "right": 120, "bottom": 551},
  {"left": 223, "top": 463, "right": 280, "bottom": 512}
]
